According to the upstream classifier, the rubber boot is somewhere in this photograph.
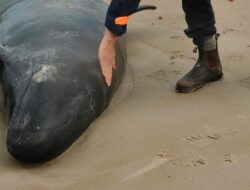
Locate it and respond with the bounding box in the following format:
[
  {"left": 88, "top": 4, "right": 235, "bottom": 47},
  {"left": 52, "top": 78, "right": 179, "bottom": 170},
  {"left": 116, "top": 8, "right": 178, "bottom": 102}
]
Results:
[{"left": 175, "top": 34, "right": 223, "bottom": 93}]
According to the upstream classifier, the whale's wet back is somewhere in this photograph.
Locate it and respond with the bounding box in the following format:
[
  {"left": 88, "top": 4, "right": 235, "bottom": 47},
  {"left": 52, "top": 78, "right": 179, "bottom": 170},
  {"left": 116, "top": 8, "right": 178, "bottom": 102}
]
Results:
[{"left": 0, "top": 0, "right": 125, "bottom": 162}]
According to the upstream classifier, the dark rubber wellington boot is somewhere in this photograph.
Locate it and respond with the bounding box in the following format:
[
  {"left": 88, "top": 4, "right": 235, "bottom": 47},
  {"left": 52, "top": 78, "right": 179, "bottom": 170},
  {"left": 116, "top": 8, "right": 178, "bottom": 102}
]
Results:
[{"left": 175, "top": 34, "right": 223, "bottom": 93}]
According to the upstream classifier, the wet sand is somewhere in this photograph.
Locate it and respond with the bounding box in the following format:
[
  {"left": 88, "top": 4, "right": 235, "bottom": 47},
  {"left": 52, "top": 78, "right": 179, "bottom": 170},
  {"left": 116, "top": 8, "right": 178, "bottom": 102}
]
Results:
[{"left": 1, "top": 0, "right": 250, "bottom": 189}]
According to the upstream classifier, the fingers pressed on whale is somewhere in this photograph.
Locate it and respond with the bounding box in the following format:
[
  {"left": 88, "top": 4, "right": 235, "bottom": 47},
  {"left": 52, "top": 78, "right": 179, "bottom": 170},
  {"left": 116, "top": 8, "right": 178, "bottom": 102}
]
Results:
[{"left": 99, "top": 28, "right": 117, "bottom": 87}]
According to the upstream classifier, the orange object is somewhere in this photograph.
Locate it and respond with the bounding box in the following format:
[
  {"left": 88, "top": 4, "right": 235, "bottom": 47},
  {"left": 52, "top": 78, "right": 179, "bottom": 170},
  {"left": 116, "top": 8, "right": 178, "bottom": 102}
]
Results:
[{"left": 115, "top": 16, "right": 129, "bottom": 25}]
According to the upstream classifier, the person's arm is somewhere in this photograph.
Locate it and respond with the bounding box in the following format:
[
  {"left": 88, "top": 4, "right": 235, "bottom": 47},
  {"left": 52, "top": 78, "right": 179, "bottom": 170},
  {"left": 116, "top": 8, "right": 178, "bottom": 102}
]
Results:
[{"left": 99, "top": 0, "right": 141, "bottom": 86}]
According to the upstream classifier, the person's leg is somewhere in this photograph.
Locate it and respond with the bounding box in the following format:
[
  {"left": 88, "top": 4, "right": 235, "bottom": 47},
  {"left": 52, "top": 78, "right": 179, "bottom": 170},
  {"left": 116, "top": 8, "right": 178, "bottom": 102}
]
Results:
[
  {"left": 183, "top": 0, "right": 217, "bottom": 47},
  {"left": 176, "top": 0, "right": 223, "bottom": 93}
]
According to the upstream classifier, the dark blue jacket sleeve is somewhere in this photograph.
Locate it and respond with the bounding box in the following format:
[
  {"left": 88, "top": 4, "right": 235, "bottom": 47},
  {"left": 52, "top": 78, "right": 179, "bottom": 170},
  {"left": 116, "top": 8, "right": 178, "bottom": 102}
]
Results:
[{"left": 105, "top": 0, "right": 141, "bottom": 36}]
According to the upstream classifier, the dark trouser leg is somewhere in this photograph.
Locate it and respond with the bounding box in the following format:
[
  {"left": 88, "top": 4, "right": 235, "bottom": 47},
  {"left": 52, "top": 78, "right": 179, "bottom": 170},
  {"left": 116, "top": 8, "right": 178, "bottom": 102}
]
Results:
[
  {"left": 182, "top": 0, "right": 217, "bottom": 47},
  {"left": 176, "top": 0, "right": 223, "bottom": 93}
]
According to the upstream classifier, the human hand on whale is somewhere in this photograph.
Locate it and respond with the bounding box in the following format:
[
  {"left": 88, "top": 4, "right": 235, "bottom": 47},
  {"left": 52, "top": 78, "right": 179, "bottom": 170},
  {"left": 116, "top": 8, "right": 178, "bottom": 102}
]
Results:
[
  {"left": 99, "top": 28, "right": 117, "bottom": 87},
  {"left": 99, "top": 0, "right": 235, "bottom": 86},
  {"left": 99, "top": 4, "right": 157, "bottom": 87}
]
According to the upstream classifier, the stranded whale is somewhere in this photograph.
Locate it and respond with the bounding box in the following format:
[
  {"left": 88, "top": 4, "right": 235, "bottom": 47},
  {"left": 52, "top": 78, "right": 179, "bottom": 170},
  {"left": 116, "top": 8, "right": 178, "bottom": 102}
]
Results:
[{"left": 0, "top": 0, "right": 155, "bottom": 163}]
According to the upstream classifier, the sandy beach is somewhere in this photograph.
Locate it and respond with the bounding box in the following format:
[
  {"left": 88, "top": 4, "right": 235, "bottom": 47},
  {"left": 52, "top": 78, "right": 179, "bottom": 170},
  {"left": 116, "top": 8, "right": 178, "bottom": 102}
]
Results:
[{"left": 1, "top": 0, "right": 250, "bottom": 189}]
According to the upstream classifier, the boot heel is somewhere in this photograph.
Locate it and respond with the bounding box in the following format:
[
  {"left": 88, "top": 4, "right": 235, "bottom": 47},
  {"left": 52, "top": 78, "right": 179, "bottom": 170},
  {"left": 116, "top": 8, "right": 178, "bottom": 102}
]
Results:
[{"left": 209, "top": 72, "right": 223, "bottom": 82}]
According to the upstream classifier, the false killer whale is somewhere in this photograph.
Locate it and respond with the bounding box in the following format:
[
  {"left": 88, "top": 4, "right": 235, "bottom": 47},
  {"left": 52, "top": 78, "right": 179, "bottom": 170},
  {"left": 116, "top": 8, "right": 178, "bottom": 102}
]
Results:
[{"left": 0, "top": 0, "right": 155, "bottom": 163}]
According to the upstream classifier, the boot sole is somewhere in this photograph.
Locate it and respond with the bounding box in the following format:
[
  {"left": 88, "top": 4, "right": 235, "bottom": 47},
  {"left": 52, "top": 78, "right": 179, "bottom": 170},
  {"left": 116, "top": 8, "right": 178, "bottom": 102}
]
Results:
[{"left": 175, "top": 72, "right": 223, "bottom": 93}]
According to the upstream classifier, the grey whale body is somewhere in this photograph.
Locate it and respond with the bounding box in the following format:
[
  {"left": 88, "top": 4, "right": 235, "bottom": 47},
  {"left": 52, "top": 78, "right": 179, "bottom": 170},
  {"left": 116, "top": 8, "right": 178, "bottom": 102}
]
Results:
[{"left": 0, "top": 0, "right": 125, "bottom": 162}]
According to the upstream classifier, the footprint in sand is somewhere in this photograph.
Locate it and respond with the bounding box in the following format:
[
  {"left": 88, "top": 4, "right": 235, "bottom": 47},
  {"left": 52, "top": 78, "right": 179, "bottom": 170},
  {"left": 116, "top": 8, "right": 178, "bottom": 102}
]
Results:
[
  {"left": 122, "top": 149, "right": 209, "bottom": 182},
  {"left": 147, "top": 69, "right": 183, "bottom": 81},
  {"left": 170, "top": 50, "right": 185, "bottom": 59},
  {"left": 122, "top": 150, "right": 180, "bottom": 182},
  {"left": 182, "top": 127, "right": 240, "bottom": 147},
  {"left": 223, "top": 154, "right": 245, "bottom": 164},
  {"left": 223, "top": 27, "right": 236, "bottom": 34},
  {"left": 170, "top": 36, "right": 184, "bottom": 40},
  {"left": 224, "top": 54, "right": 244, "bottom": 64},
  {"left": 225, "top": 128, "right": 240, "bottom": 135},
  {"left": 239, "top": 77, "right": 250, "bottom": 89},
  {"left": 224, "top": 154, "right": 235, "bottom": 163},
  {"left": 147, "top": 70, "right": 169, "bottom": 81},
  {"left": 181, "top": 134, "right": 221, "bottom": 147},
  {"left": 186, "top": 158, "right": 207, "bottom": 167}
]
